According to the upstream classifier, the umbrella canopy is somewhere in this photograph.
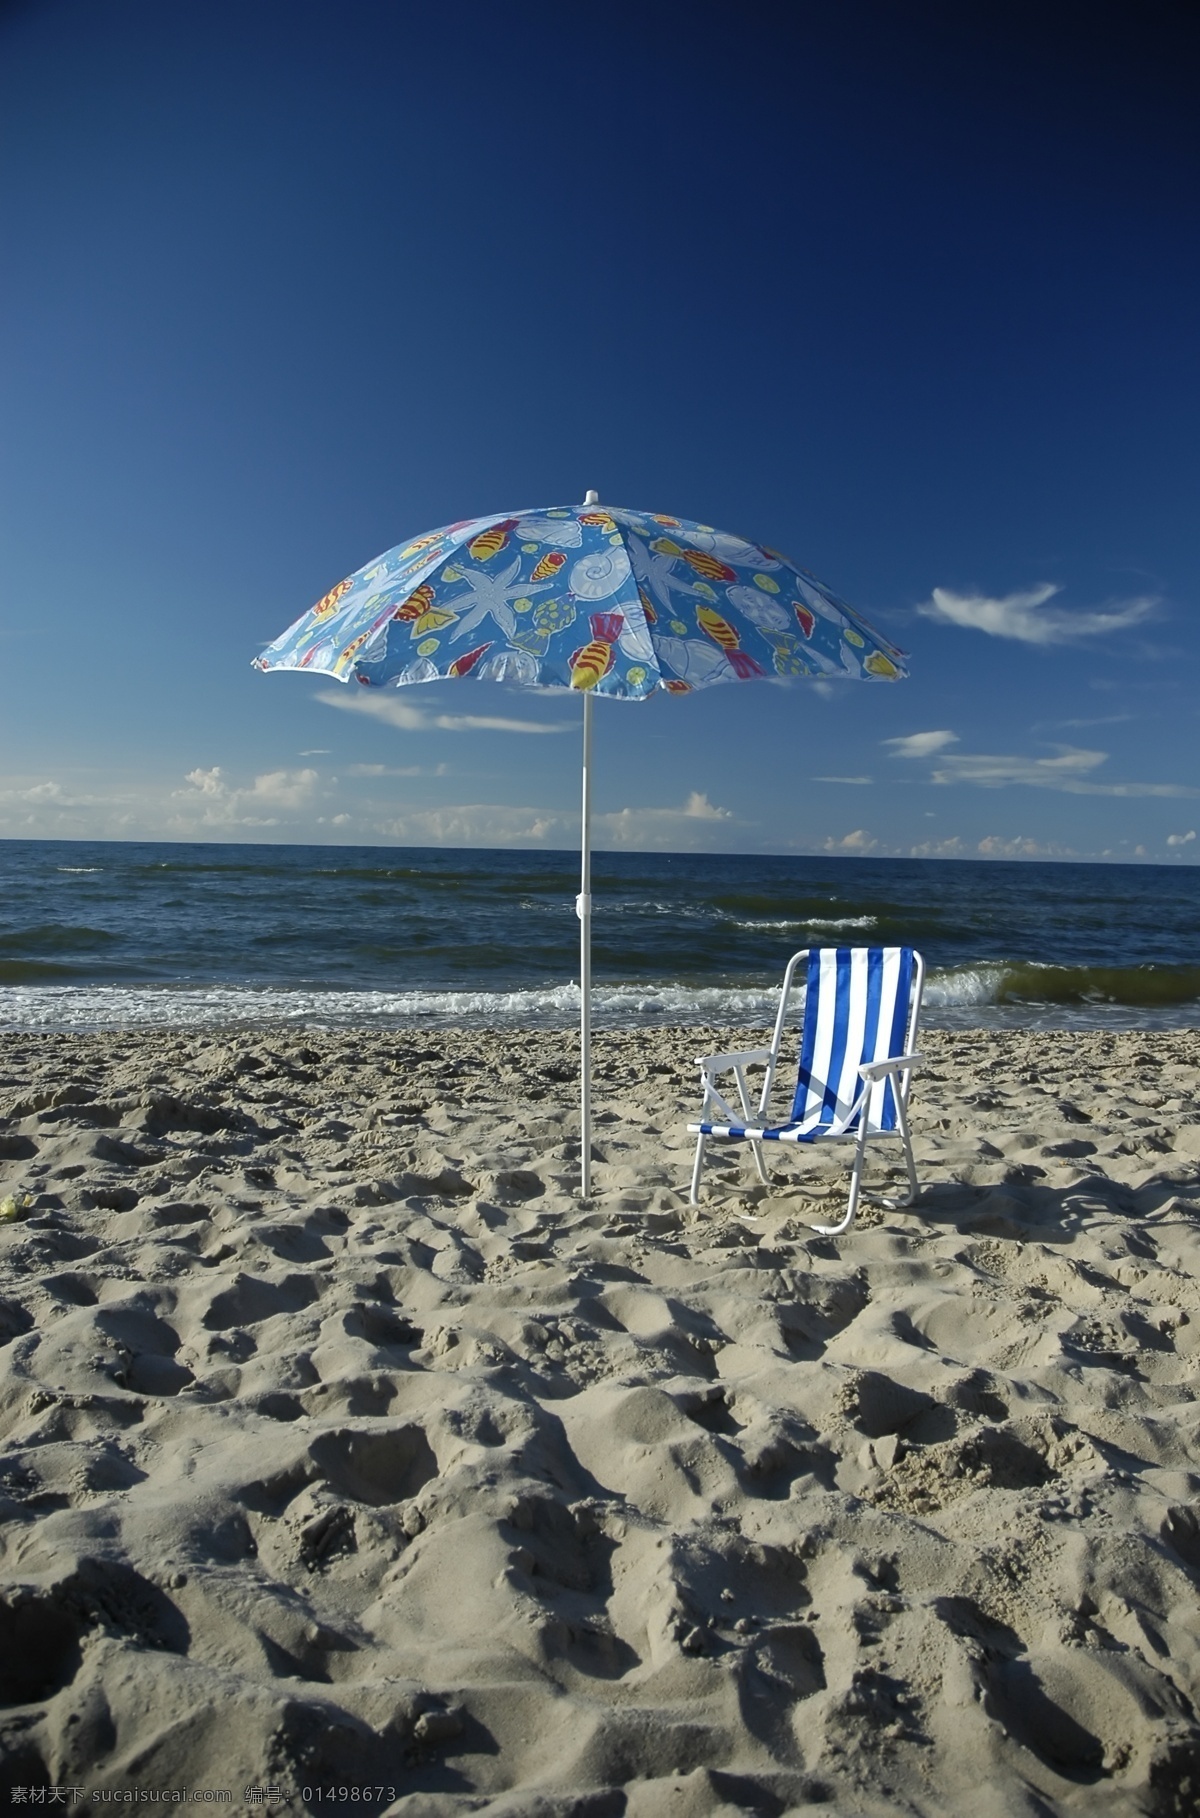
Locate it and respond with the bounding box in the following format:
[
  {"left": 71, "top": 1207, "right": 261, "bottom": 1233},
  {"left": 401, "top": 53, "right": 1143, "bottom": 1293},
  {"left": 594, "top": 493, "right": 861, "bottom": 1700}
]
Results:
[
  {"left": 254, "top": 495, "right": 908, "bottom": 1194},
  {"left": 254, "top": 500, "right": 906, "bottom": 695}
]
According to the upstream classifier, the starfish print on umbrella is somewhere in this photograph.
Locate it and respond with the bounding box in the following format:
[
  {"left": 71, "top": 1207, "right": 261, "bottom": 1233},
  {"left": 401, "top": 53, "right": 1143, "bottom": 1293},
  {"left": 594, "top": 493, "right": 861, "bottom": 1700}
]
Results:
[
  {"left": 627, "top": 535, "right": 709, "bottom": 622},
  {"left": 443, "top": 555, "right": 556, "bottom": 644}
]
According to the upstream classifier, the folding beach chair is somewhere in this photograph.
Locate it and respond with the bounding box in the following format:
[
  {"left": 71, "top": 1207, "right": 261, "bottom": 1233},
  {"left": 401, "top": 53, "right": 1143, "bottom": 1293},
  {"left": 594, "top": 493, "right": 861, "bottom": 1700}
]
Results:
[{"left": 688, "top": 947, "right": 925, "bottom": 1236}]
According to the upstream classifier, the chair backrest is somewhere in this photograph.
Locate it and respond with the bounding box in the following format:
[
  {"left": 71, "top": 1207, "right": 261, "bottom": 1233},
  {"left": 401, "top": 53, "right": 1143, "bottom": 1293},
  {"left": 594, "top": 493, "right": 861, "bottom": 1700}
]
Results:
[{"left": 786, "top": 947, "right": 923, "bottom": 1132}]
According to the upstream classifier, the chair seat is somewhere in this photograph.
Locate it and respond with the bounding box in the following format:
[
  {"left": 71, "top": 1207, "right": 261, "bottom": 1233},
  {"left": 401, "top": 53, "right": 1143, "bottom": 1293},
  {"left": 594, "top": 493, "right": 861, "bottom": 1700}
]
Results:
[{"left": 689, "top": 1115, "right": 840, "bottom": 1144}]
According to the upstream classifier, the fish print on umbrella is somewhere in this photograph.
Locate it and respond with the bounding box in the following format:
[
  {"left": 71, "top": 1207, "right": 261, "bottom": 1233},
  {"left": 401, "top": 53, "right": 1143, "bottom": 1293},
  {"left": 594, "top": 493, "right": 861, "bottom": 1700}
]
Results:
[
  {"left": 254, "top": 503, "right": 907, "bottom": 699},
  {"left": 312, "top": 577, "right": 354, "bottom": 619},
  {"left": 684, "top": 549, "right": 737, "bottom": 584},
  {"left": 695, "top": 608, "right": 767, "bottom": 679},
  {"left": 466, "top": 518, "right": 520, "bottom": 562},
  {"left": 569, "top": 612, "right": 624, "bottom": 691},
  {"left": 390, "top": 582, "right": 459, "bottom": 638}
]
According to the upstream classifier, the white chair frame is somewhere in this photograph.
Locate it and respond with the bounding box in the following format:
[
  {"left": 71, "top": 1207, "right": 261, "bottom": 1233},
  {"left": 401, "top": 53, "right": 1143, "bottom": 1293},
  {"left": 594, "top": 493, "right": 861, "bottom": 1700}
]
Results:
[{"left": 688, "top": 947, "right": 925, "bottom": 1236}]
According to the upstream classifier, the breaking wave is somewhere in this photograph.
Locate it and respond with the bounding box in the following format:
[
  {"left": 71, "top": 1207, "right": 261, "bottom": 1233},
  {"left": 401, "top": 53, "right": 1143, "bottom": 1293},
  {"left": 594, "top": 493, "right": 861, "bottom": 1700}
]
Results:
[{"left": 2, "top": 960, "right": 1198, "bottom": 1034}]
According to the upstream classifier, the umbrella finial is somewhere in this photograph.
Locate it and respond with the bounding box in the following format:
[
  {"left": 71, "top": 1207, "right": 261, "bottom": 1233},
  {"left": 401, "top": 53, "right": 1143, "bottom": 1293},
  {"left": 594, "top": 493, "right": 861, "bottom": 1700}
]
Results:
[{"left": 584, "top": 489, "right": 600, "bottom": 506}]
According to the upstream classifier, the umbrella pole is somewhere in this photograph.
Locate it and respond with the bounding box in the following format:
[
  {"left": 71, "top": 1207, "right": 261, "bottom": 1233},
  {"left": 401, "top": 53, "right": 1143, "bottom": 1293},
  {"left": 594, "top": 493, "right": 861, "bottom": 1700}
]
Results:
[{"left": 578, "top": 689, "right": 593, "bottom": 1199}]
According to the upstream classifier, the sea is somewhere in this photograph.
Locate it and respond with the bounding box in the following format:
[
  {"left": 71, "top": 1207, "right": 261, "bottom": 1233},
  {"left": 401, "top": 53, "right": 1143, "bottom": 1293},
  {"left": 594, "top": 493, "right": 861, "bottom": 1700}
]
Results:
[{"left": 1, "top": 839, "right": 1198, "bottom": 1035}]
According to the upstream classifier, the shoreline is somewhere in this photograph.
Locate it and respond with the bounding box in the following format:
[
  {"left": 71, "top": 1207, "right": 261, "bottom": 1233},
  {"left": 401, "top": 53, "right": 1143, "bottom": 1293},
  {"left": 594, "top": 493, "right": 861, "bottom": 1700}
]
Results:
[
  {"left": 4, "top": 990, "right": 1200, "bottom": 1039},
  {"left": 2, "top": 1024, "right": 1200, "bottom": 1811}
]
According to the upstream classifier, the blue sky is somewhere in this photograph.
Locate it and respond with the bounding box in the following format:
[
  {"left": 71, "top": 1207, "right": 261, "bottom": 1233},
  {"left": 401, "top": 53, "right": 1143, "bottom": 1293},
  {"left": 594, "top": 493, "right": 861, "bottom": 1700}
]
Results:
[{"left": 2, "top": 0, "right": 1197, "bottom": 862}]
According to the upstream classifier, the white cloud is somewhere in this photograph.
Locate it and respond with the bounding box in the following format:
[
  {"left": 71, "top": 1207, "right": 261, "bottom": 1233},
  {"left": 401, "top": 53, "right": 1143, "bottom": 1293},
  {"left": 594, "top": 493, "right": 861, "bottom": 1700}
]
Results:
[
  {"left": 595, "top": 792, "right": 736, "bottom": 848},
  {"left": 682, "top": 791, "right": 730, "bottom": 820},
  {"left": 1167, "top": 829, "right": 1196, "bottom": 846},
  {"left": 908, "top": 835, "right": 966, "bottom": 857},
  {"left": 0, "top": 779, "right": 114, "bottom": 809},
  {"left": 0, "top": 773, "right": 143, "bottom": 837},
  {"left": 909, "top": 832, "right": 1077, "bottom": 859},
  {"left": 883, "top": 730, "right": 959, "bottom": 759},
  {"left": 884, "top": 733, "right": 1196, "bottom": 799},
  {"left": 931, "top": 747, "right": 1105, "bottom": 788},
  {"left": 813, "top": 775, "right": 873, "bottom": 785},
  {"left": 822, "top": 829, "right": 877, "bottom": 852},
  {"left": 247, "top": 768, "right": 319, "bottom": 808},
  {"left": 316, "top": 687, "right": 570, "bottom": 736},
  {"left": 1044, "top": 714, "right": 1133, "bottom": 730},
  {"left": 918, "top": 582, "right": 1157, "bottom": 645},
  {"left": 929, "top": 746, "right": 1199, "bottom": 797},
  {"left": 346, "top": 762, "right": 447, "bottom": 778},
  {"left": 172, "top": 765, "right": 320, "bottom": 827},
  {"left": 976, "top": 834, "right": 1075, "bottom": 858},
  {"left": 377, "top": 804, "right": 567, "bottom": 846},
  {"left": 182, "top": 767, "right": 226, "bottom": 798}
]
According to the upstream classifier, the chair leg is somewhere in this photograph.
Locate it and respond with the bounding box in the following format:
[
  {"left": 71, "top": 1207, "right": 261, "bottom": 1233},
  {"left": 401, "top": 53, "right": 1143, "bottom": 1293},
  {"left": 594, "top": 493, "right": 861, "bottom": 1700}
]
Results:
[
  {"left": 812, "top": 1125, "right": 871, "bottom": 1238},
  {"left": 689, "top": 1132, "right": 708, "bottom": 1207},
  {"left": 750, "top": 1139, "right": 769, "bottom": 1186},
  {"left": 887, "top": 1094, "right": 920, "bottom": 1208}
]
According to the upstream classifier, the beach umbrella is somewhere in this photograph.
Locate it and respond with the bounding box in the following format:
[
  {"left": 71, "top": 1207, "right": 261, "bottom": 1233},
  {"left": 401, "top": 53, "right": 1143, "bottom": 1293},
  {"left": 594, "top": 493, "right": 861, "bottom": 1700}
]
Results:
[{"left": 253, "top": 493, "right": 907, "bottom": 1196}]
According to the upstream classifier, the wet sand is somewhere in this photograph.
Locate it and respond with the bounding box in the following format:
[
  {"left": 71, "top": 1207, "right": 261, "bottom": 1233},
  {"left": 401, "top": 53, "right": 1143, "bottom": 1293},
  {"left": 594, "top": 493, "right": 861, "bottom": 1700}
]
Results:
[{"left": 2, "top": 1023, "right": 1200, "bottom": 1815}]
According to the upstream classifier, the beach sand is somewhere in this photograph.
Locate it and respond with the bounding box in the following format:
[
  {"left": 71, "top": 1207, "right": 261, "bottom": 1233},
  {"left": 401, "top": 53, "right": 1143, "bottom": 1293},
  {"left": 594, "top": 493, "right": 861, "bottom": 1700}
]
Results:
[{"left": 2, "top": 1022, "right": 1200, "bottom": 1815}]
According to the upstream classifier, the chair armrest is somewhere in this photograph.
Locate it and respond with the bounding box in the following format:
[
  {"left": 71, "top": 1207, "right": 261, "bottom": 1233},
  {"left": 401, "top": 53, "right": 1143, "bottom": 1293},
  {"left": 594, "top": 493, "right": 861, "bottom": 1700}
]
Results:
[
  {"left": 858, "top": 1051, "right": 923, "bottom": 1081},
  {"left": 694, "top": 1047, "right": 773, "bottom": 1074}
]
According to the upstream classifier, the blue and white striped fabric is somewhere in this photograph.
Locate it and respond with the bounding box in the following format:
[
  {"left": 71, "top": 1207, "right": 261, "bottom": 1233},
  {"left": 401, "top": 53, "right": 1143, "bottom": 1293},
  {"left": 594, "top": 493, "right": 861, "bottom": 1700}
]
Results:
[
  {"left": 792, "top": 947, "right": 914, "bottom": 1133},
  {"left": 698, "top": 947, "right": 916, "bottom": 1143}
]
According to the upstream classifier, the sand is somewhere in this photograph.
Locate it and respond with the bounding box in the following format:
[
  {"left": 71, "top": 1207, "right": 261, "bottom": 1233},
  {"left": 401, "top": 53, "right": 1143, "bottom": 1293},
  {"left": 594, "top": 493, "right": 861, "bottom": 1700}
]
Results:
[{"left": 2, "top": 1021, "right": 1200, "bottom": 1816}]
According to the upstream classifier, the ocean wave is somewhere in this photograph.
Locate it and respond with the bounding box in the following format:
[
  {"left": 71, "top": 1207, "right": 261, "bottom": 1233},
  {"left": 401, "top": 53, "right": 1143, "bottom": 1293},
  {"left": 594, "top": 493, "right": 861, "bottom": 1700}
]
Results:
[
  {"left": 923, "top": 965, "right": 1009, "bottom": 1009},
  {"left": 0, "top": 982, "right": 780, "bottom": 1033},
  {"left": 0, "top": 962, "right": 85, "bottom": 984},
  {"left": 729, "top": 915, "right": 878, "bottom": 933},
  {"left": 0, "top": 924, "right": 122, "bottom": 957},
  {"left": 1, "top": 962, "right": 1198, "bottom": 1034},
  {"left": 926, "top": 961, "right": 1200, "bottom": 1011}
]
